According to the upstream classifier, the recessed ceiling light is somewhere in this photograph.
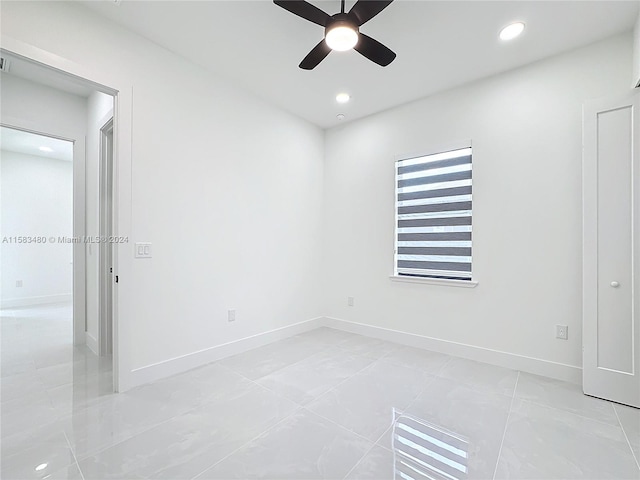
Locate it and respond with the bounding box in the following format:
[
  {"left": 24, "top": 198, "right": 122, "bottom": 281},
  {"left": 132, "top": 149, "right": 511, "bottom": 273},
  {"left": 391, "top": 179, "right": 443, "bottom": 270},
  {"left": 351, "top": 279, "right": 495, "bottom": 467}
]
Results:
[
  {"left": 39, "top": 146, "right": 53, "bottom": 153},
  {"left": 35, "top": 463, "right": 48, "bottom": 472},
  {"left": 336, "top": 93, "right": 350, "bottom": 104},
  {"left": 336, "top": 114, "right": 345, "bottom": 121},
  {"left": 499, "top": 22, "right": 525, "bottom": 41}
]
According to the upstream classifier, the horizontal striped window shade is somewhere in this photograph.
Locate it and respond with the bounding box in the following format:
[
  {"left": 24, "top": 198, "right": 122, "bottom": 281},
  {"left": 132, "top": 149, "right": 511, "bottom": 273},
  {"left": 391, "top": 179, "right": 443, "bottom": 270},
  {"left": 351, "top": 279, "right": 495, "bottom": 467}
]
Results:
[{"left": 395, "top": 147, "right": 472, "bottom": 280}]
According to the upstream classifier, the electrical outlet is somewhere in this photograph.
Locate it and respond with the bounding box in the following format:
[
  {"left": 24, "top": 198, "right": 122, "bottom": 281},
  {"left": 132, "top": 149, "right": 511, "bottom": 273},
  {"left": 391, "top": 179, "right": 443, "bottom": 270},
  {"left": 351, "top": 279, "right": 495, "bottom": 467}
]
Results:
[
  {"left": 556, "top": 324, "right": 568, "bottom": 340},
  {"left": 228, "top": 309, "right": 236, "bottom": 322},
  {"left": 15, "top": 280, "right": 23, "bottom": 288},
  {"left": 348, "top": 296, "right": 354, "bottom": 307}
]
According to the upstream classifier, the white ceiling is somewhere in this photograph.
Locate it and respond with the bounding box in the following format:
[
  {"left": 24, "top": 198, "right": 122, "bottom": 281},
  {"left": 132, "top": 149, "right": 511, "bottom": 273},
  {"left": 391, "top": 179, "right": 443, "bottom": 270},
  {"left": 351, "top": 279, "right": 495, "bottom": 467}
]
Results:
[
  {"left": 0, "top": 126, "right": 74, "bottom": 162},
  {"left": 81, "top": 1, "right": 639, "bottom": 128}
]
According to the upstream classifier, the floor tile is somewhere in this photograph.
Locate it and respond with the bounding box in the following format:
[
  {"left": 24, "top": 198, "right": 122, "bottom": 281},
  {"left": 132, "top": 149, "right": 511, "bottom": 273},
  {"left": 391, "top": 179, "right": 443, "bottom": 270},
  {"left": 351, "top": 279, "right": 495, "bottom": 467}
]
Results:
[
  {"left": 293, "top": 327, "right": 360, "bottom": 345},
  {"left": 614, "top": 403, "right": 640, "bottom": 463},
  {"left": 438, "top": 356, "right": 518, "bottom": 396},
  {"left": 126, "top": 362, "right": 252, "bottom": 416},
  {"left": 45, "top": 464, "right": 84, "bottom": 480},
  {"left": 198, "top": 408, "right": 372, "bottom": 479},
  {"left": 1, "top": 369, "right": 48, "bottom": 403},
  {"left": 61, "top": 393, "right": 180, "bottom": 459},
  {"left": 48, "top": 370, "right": 115, "bottom": 416},
  {"left": 3, "top": 307, "right": 635, "bottom": 480},
  {"left": 515, "top": 372, "right": 619, "bottom": 426},
  {"left": 382, "top": 345, "right": 451, "bottom": 374},
  {"left": 1, "top": 394, "right": 60, "bottom": 439},
  {"left": 36, "top": 354, "right": 114, "bottom": 390},
  {"left": 495, "top": 399, "right": 640, "bottom": 479},
  {"left": 344, "top": 445, "right": 394, "bottom": 480},
  {"left": 1, "top": 445, "right": 76, "bottom": 480},
  {"left": 1, "top": 426, "right": 75, "bottom": 480},
  {"left": 257, "top": 347, "right": 374, "bottom": 405},
  {"left": 1, "top": 358, "right": 38, "bottom": 378},
  {"left": 336, "top": 336, "right": 400, "bottom": 360},
  {"left": 218, "top": 335, "right": 326, "bottom": 380},
  {"left": 306, "top": 359, "right": 433, "bottom": 441},
  {"left": 375, "top": 426, "right": 393, "bottom": 451},
  {"left": 77, "top": 383, "right": 298, "bottom": 479},
  {"left": 405, "top": 376, "right": 512, "bottom": 479}
]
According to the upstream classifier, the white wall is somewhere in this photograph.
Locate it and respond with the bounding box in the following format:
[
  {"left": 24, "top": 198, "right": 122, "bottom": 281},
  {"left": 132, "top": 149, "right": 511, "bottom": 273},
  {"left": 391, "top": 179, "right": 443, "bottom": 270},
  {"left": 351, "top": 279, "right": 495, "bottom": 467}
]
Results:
[
  {"left": 85, "top": 91, "right": 113, "bottom": 352},
  {"left": 634, "top": 12, "right": 640, "bottom": 87},
  {"left": 1, "top": 1, "right": 325, "bottom": 388},
  {"left": 0, "top": 151, "right": 73, "bottom": 307},
  {"left": 322, "top": 34, "right": 633, "bottom": 379}
]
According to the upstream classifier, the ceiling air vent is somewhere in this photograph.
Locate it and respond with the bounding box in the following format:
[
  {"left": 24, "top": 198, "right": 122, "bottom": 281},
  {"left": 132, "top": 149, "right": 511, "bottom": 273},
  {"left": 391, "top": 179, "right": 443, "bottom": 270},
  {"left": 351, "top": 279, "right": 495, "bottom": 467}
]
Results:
[{"left": 0, "top": 57, "right": 11, "bottom": 73}]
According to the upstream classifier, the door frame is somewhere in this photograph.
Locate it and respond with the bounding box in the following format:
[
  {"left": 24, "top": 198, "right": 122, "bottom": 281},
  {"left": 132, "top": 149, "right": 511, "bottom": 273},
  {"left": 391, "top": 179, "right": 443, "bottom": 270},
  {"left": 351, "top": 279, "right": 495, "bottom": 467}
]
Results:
[
  {"left": 1, "top": 35, "right": 133, "bottom": 392},
  {"left": 99, "top": 117, "right": 114, "bottom": 357}
]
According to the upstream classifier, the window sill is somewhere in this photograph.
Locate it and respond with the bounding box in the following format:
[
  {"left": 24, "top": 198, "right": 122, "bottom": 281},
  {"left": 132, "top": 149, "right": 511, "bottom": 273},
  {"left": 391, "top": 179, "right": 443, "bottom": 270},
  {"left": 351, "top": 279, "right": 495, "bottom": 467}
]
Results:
[{"left": 389, "top": 275, "right": 479, "bottom": 288}]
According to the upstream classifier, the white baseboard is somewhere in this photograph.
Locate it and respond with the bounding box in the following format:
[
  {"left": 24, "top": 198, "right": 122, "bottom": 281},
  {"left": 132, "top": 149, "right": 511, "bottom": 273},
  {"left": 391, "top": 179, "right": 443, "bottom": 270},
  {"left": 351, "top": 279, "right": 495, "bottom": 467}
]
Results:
[
  {"left": 1, "top": 293, "right": 72, "bottom": 309},
  {"left": 322, "top": 316, "right": 582, "bottom": 385},
  {"left": 85, "top": 332, "right": 99, "bottom": 355},
  {"left": 128, "top": 316, "right": 324, "bottom": 389}
]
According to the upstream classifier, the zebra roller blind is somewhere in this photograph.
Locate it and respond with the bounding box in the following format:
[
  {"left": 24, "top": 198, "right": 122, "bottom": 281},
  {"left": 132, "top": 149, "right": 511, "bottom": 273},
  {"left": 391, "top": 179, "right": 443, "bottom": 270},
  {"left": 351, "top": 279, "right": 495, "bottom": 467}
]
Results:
[{"left": 395, "top": 146, "right": 472, "bottom": 280}]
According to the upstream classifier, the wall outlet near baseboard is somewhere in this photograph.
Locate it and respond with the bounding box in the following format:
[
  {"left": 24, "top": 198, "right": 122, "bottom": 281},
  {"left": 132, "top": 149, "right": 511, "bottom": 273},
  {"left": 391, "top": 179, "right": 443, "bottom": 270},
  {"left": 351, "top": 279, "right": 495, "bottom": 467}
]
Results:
[
  {"left": 228, "top": 309, "right": 236, "bottom": 322},
  {"left": 15, "top": 280, "right": 23, "bottom": 288},
  {"left": 556, "top": 324, "right": 568, "bottom": 340},
  {"left": 348, "top": 296, "right": 354, "bottom": 307}
]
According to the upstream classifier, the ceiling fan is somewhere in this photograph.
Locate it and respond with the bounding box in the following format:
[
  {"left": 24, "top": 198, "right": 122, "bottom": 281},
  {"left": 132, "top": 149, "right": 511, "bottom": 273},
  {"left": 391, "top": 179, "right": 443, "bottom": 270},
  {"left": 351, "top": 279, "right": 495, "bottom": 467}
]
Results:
[{"left": 273, "top": 0, "right": 396, "bottom": 70}]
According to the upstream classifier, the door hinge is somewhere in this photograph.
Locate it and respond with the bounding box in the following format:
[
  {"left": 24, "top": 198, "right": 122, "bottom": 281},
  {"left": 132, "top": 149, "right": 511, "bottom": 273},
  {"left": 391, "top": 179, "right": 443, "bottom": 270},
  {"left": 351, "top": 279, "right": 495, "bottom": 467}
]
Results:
[{"left": 115, "top": 275, "right": 119, "bottom": 283}]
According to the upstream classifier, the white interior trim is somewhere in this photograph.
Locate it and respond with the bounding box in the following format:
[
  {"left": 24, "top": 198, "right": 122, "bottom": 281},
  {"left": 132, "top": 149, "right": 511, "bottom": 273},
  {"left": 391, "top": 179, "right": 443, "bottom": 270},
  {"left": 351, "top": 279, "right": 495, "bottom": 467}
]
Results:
[
  {"left": 389, "top": 275, "right": 478, "bottom": 288},
  {"left": 85, "top": 331, "right": 99, "bottom": 356},
  {"left": 129, "top": 316, "right": 324, "bottom": 387},
  {"left": 0, "top": 294, "right": 72, "bottom": 309},
  {"left": 130, "top": 314, "right": 581, "bottom": 389},
  {"left": 322, "top": 316, "right": 582, "bottom": 384},
  {"left": 394, "top": 139, "right": 473, "bottom": 163}
]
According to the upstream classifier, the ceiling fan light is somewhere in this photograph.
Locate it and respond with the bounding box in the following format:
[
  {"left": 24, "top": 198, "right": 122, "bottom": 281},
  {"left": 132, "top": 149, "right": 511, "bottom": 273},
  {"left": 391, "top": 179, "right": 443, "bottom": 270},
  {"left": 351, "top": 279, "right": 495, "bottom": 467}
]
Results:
[{"left": 325, "top": 25, "right": 359, "bottom": 51}]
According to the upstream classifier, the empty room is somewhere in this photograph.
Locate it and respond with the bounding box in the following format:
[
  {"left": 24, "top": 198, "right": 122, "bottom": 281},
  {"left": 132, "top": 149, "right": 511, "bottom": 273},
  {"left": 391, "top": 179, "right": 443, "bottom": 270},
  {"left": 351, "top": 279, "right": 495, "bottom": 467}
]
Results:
[{"left": 0, "top": 1, "right": 639, "bottom": 479}]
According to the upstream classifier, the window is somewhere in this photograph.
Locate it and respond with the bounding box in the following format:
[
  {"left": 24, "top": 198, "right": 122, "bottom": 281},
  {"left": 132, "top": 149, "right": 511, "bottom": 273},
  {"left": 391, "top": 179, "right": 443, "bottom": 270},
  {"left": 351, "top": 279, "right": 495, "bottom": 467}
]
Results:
[{"left": 395, "top": 145, "right": 472, "bottom": 281}]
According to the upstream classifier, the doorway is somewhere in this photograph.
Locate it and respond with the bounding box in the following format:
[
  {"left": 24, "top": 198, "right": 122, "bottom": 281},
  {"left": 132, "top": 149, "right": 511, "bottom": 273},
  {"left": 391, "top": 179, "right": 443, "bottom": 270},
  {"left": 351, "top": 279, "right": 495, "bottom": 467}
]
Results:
[
  {"left": 0, "top": 47, "right": 123, "bottom": 391},
  {"left": 0, "top": 122, "right": 117, "bottom": 421},
  {"left": 0, "top": 127, "right": 75, "bottom": 371}
]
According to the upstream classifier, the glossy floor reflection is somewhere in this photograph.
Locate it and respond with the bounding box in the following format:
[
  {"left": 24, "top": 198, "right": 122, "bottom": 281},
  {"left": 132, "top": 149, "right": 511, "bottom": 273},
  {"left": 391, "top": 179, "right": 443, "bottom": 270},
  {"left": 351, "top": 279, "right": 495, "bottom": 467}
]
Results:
[{"left": 1, "top": 312, "right": 638, "bottom": 480}]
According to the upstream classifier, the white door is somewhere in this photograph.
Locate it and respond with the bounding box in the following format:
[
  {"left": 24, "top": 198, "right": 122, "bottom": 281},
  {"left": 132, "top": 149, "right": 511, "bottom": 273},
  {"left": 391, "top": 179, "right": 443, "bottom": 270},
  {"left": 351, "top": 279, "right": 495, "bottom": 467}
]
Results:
[{"left": 583, "top": 91, "right": 640, "bottom": 408}]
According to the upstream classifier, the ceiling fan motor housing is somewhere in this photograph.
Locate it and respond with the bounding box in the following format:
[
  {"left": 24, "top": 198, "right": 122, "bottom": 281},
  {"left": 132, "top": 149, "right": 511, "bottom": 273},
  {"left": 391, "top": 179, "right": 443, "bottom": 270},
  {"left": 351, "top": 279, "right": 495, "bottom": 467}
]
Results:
[{"left": 325, "top": 14, "right": 360, "bottom": 50}]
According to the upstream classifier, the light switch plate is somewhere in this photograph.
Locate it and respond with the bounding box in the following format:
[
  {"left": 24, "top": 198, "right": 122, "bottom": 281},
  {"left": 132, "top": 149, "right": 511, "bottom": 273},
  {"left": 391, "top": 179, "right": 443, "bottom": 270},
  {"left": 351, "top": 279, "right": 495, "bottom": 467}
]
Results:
[{"left": 135, "top": 242, "right": 152, "bottom": 258}]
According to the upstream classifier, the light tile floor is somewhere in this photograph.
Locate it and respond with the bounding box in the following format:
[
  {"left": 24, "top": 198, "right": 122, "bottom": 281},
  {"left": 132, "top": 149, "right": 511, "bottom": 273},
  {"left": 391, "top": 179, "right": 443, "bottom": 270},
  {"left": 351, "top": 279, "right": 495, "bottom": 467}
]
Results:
[{"left": 1, "top": 306, "right": 639, "bottom": 479}]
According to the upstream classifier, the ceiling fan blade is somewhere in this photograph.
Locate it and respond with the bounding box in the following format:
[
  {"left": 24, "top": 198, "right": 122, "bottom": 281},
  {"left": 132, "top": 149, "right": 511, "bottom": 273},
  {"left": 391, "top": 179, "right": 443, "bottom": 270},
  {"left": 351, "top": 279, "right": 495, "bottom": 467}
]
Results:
[
  {"left": 273, "top": 0, "right": 331, "bottom": 27},
  {"left": 354, "top": 33, "right": 396, "bottom": 66},
  {"left": 299, "top": 40, "right": 331, "bottom": 70},
  {"left": 348, "top": 0, "right": 393, "bottom": 26}
]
